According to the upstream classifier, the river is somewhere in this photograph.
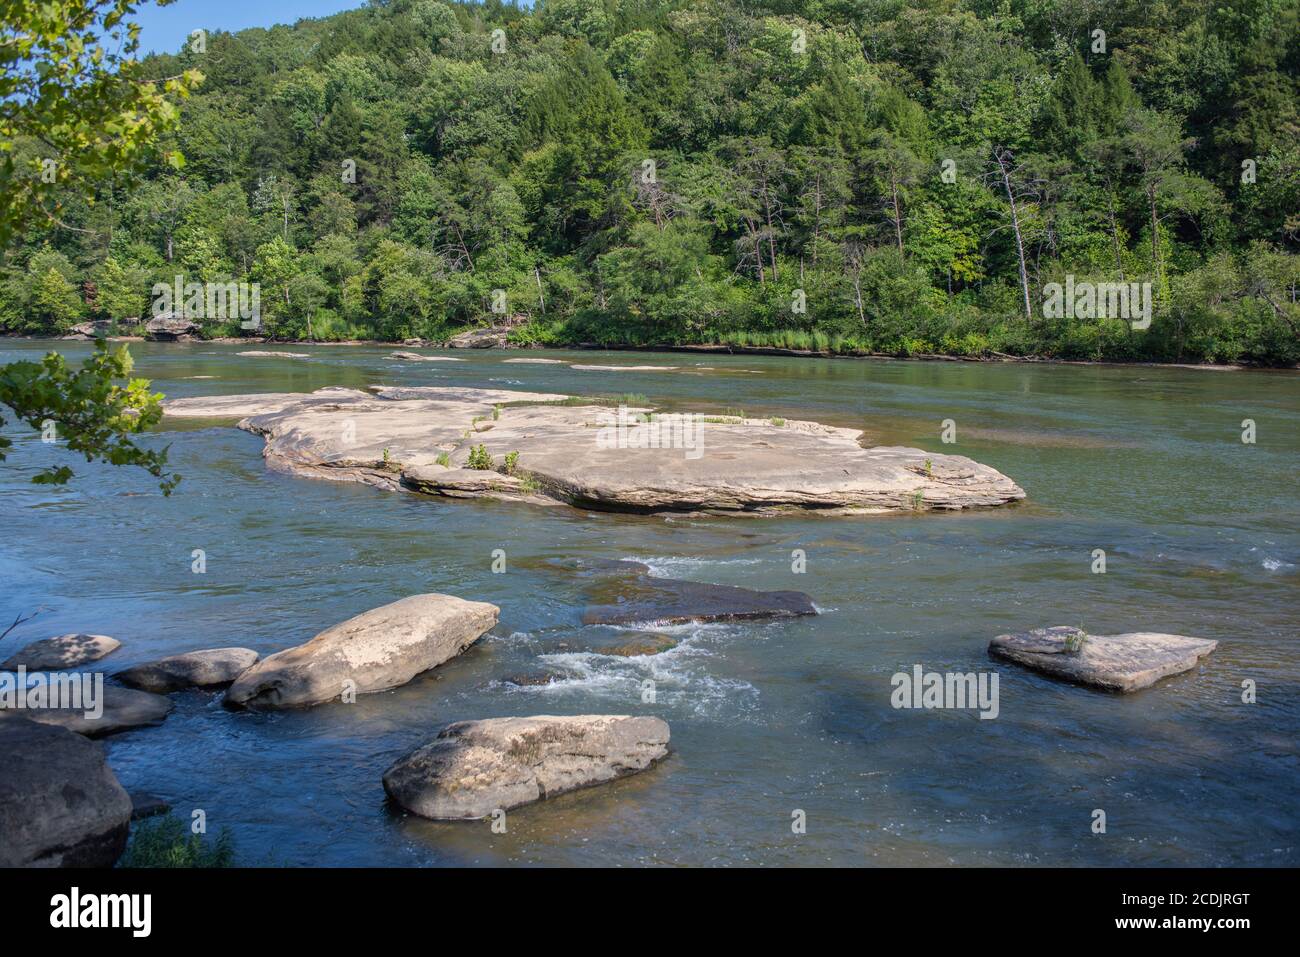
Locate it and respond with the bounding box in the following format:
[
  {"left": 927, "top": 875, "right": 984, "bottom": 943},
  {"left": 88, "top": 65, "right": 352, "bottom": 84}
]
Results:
[{"left": 1, "top": 339, "right": 1296, "bottom": 866}]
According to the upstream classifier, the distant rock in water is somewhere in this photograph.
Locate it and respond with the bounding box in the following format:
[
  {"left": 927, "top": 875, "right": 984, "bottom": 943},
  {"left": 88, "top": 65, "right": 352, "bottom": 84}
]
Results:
[
  {"left": 988, "top": 626, "right": 1218, "bottom": 692},
  {"left": 237, "top": 350, "right": 310, "bottom": 359},
  {"left": 115, "top": 648, "right": 260, "bottom": 693},
  {"left": 0, "top": 716, "right": 133, "bottom": 866},
  {"left": 389, "top": 351, "right": 465, "bottom": 361},
  {"left": 581, "top": 559, "right": 816, "bottom": 626},
  {"left": 382, "top": 715, "right": 670, "bottom": 819},
  {"left": 2, "top": 634, "right": 119, "bottom": 671},
  {"left": 224, "top": 594, "right": 498, "bottom": 710},
  {"left": 164, "top": 385, "right": 1025, "bottom": 516}
]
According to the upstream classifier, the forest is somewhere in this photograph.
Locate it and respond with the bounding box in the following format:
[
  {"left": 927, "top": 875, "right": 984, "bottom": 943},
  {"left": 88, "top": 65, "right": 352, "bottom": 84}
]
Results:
[{"left": 2, "top": 0, "right": 1297, "bottom": 364}]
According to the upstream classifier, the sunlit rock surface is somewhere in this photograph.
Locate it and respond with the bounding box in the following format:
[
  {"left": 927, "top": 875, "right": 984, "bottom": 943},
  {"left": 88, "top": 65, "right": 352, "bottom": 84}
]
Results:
[{"left": 164, "top": 386, "right": 1025, "bottom": 514}]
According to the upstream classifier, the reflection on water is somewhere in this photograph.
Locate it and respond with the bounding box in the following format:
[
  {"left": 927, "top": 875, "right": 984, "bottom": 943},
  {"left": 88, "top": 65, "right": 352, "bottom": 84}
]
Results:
[{"left": 0, "top": 340, "right": 1296, "bottom": 866}]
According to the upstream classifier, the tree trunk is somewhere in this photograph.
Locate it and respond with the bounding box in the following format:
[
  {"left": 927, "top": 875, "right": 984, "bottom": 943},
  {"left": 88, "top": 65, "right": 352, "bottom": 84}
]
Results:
[
  {"left": 997, "top": 149, "right": 1033, "bottom": 321},
  {"left": 890, "top": 173, "right": 904, "bottom": 255}
]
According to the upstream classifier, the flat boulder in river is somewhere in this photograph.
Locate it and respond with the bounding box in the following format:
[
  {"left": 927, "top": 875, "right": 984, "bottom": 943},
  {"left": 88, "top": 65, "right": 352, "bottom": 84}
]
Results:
[
  {"left": 224, "top": 594, "right": 499, "bottom": 710},
  {"left": 382, "top": 715, "right": 670, "bottom": 819},
  {"left": 8, "top": 683, "right": 174, "bottom": 737},
  {"left": 0, "top": 716, "right": 133, "bottom": 866},
  {"left": 581, "top": 559, "right": 816, "bottom": 625},
  {"left": 115, "top": 648, "right": 260, "bottom": 693},
  {"left": 1, "top": 633, "right": 120, "bottom": 671},
  {"left": 988, "top": 626, "right": 1218, "bottom": 692},
  {"left": 163, "top": 385, "right": 1024, "bottom": 515}
]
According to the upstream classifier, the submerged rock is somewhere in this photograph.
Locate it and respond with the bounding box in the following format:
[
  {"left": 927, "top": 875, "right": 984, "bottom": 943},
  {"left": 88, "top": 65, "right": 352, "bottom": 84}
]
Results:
[
  {"left": 10, "top": 684, "right": 174, "bottom": 738},
  {"left": 988, "top": 626, "right": 1218, "bottom": 692},
  {"left": 501, "top": 671, "right": 565, "bottom": 687},
  {"left": 389, "top": 351, "right": 464, "bottom": 361},
  {"left": 115, "top": 648, "right": 260, "bottom": 693},
  {"left": 225, "top": 594, "right": 499, "bottom": 710},
  {"left": 382, "top": 715, "right": 670, "bottom": 819},
  {"left": 582, "top": 560, "right": 816, "bottom": 625},
  {"left": 128, "top": 791, "right": 171, "bottom": 821},
  {"left": 0, "top": 716, "right": 133, "bottom": 867},
  {"left": 1, "top": 634, "right": 120, "bottom": 671},
  {"left": 596, "top": 633, "right": 679, "bottom": 656},
  {"left": 169, "top": 385, "right": 1024, "bottom": 516}
]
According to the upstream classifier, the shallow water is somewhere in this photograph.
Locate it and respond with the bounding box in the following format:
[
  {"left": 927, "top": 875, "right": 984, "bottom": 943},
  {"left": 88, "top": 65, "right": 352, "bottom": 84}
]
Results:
[{"left": 1, "top": 340, "right": 1296, "bottom": 866}]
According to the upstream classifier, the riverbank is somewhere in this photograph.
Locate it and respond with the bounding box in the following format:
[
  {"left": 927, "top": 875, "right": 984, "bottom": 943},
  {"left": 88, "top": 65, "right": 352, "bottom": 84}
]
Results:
[{"left": 8, "top": 332, "right": 1294, "bottom": 372}]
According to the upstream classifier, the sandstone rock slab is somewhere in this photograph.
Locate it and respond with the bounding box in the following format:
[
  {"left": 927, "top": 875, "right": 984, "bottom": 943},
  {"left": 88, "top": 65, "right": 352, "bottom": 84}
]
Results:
[
  {"left": 179, "top": 385, "right": 1025, "bottom": 515},
  {"left": 225, "top": 594, "right": 498, "bottom": 710},
  {"left": 0, "top": 716, "right": 133, "bottom": 866},
  {"left": 383, "top": 715, "right": 670, "bottom": 819},
  {"left": 988, "top": 626, "right": 1218, "bottom": 692},
  {"left": 2, "top": 634, "right": 120, "bottom": 671},
  {"left": 115, "top": 648, "right": 260, "bottom": 693}
]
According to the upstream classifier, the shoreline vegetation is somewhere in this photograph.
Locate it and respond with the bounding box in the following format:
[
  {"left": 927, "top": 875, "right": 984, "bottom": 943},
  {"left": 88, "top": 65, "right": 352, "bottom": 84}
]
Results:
[{"left": 1, "top": 2, "right": 1296, "bottom": 370}]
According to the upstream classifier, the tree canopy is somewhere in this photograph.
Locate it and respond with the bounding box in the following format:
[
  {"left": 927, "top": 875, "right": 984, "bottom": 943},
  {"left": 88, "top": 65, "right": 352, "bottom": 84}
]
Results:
[{"left": 2, "top": 0, "right": 1297, "bottom": 364}]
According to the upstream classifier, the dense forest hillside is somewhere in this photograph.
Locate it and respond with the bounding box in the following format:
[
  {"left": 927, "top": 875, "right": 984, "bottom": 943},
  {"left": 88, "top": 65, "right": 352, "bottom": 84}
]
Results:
[{"left": 2, "top": 0, "right": 1297, "bottom": 363}]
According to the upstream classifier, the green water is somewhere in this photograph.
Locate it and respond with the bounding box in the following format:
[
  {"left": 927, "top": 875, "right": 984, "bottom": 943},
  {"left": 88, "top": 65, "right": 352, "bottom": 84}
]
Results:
[{"left": 1, "top": 340, "right": 1296, "bottom": 866}]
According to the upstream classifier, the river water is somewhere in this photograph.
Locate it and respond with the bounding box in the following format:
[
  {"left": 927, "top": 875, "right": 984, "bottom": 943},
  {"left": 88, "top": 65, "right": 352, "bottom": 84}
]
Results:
[{"left": 1, "top": 340, "right": 1296, "bottom": 866}]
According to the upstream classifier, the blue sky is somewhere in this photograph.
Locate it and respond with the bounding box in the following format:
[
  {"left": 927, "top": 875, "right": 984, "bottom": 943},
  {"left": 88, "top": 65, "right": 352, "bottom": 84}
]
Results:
[{"left": 134, "top": 0, "right": 362, "bottom": 54}]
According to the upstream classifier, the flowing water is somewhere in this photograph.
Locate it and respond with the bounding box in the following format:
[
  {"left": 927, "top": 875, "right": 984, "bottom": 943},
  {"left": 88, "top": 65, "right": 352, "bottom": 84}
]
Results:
[{"left": 1, "top": 340, "right": 1296, "bottom": 867}]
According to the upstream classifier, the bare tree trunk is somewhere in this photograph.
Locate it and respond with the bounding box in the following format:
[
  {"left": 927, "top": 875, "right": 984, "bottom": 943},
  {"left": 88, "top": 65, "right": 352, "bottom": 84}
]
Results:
[
  {"left": 997, "top": 149, "right": 1033, "bottom": 321},
  {"left": 890, "top": 173, "right": 904, "bottom": 255},
  {"left": 1107, "top": 195, "right": 1125, "bottom": 280},
  {"left": 1148, "top": 184, "right": 1161, "bottom": 285},
  {"left": 534, "top": 266, "right": 545, "bottom": 315}
]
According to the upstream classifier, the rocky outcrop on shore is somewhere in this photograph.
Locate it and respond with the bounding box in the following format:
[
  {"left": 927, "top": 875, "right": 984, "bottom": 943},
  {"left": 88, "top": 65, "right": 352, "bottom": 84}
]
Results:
[
  {"left": 162, "top": 385, "right": 1025, "bottom": 515},
  {"left": 144, "top": 314, "right": 201, "bottom": 341},
  {"left": 0, "top": 716, "right": 133, "bottom": 866},
  {"left": 1, "top": 633, "right": 120, "bottom": 671},
  {"left": 225, "top": 594, "right": 499, "bottom": 710},
  {"left": 988, "top": 626, "right": 1218, "bottom": 692},
  {"left": 382, "top": 715, "right": 670, "bottom": 819},
  {"left": 447, "top": 326, "right": 511, "bottom": 348},
  {"left": 116, "top": 648, "right": 260, "bottom": 693}
]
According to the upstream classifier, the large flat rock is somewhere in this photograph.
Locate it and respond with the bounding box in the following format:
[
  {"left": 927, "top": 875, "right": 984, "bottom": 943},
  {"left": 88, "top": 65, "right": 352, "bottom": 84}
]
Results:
[
  {"left": 382, "top": 715, "right": 670, "bottom": 819},
  {"left": 225, "top": 594, "right": 499, "bottom": 710},
  {"left": 162, "top": 387, "right": 369, "bottom": 420},
  {"left": 988, "top": 626, "right": 1218, "bottom": 692},
  {"left": 171, "top": 385, "right": 1024, "bottom": 515},
  {"left": 0, "top": 715, "right": 132, "bottom": 866},
  {"left": 2, "top": 634, "right": 120, "bottom": 671},
  {"left": 6, "top": 683, "right": 174, "bottom": 737},
  {"left": 115, "top": 648, "right": 260, "bottom": 693}
]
